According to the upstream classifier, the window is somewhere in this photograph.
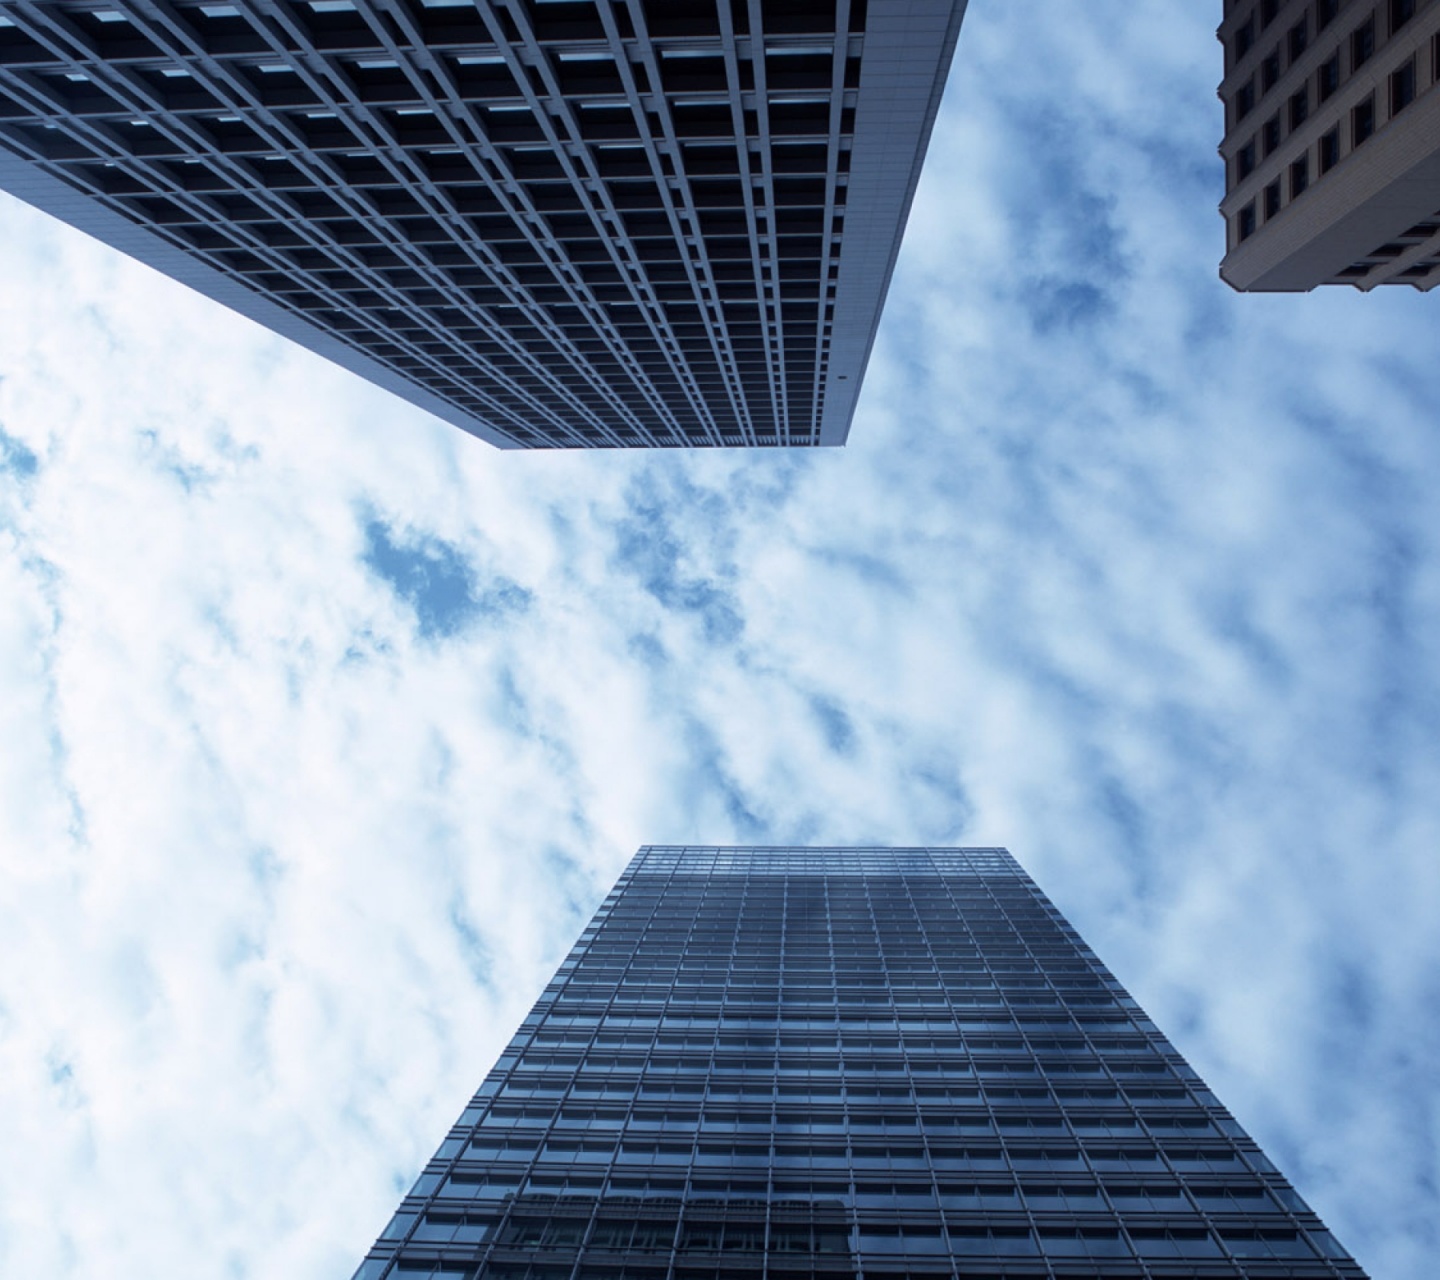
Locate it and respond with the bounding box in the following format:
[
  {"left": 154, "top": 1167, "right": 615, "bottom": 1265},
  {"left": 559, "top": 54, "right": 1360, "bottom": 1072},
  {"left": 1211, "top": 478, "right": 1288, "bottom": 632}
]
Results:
[
  {"left": 1290, "top": 86, "right": 1310, "bottom": 128},
  {"left": 1132, "top": 1229, "right": 1223, "bottom": 1259},
  {"left": 1260, "top": 0, "right": 1280, "bottom": 26},
  {"left": 1318, "top": 0, "right": 1340, "bottom": 30},
  {"left": 1236, "top": 78, "right": 1257, "bottom": 120},
  {"left": 1236, "top": 138, "right": 1257, "bottom": 180},
  {"left": 1351, "top": 16, "right": 1375, "bottom": 70},
  {"left": 857, "top": 1225, "right": 947, "bottom": 1255},
  {"left": 1036, "top": 1228, "right": 1128, "bottom": 1258},
  {"left": 1288, "top": 18, "right": 1309, "bottom": 61},
  {"left": 1238, "top": 202, "right": 1257, "bottom": 241},
  {"left": 1391, "top": 59, "right": 1416, "bottom": 115},
  {"left": 1290, "top": 154, "right": 1310, "bottom": 198},
  {"left": 1320, "top": 126, "right": 1341, "bottom": 171},
  {"left": 941, "top": 1227, "right": 1038, "bottom": 1257},
  {"left": 1262, "top": 48, "right": 1281, "bottom": 90},
  {"left": 1390, "top": 0, "right": 1415, "bottom": 33},
  {"left": 1318, "top": 53, "right": 1341, "bottom": 101},
  {"left": 1262, "top": 113, "right": 1281, "bottom": 155},
  {"left": 1264, "top": 180, "right": 1282, "bottom": 218},
  {"left": 1221, "top": 1228, "right": 1319, "bottom": 1259},
  {"left": 1353, "top": 94, "right": 1375, "bottom": 145},
  {"left": 1235, "top": 15, "right": 1255, "bottom": 59}
]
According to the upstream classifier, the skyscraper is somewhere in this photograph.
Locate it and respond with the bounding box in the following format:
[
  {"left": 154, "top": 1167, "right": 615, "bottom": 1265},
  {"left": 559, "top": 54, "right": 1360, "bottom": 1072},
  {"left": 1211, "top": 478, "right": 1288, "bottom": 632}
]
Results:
[
  {"left": 354, "top": 845, "right": 1367, "bottom": 1280},
  {"left": 0, "top": 1, "right": 965, "bottom": 446},
  {"left": 1218, "top": 0, "right": 1440, "bottom": 291}
]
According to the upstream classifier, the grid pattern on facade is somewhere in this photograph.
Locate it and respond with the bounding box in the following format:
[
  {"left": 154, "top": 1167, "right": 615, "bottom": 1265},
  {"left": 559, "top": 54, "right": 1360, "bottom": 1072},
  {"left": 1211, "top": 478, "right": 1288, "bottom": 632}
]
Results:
[
  {"left": 354, "top": 846, "right": 1368, "bottom": 1280},
  {"left": 0, "top": 0, "right": 962, "bottom": 447},
  {"left": 1218, "top": 0, "right": 1440, "bottom": 290}
]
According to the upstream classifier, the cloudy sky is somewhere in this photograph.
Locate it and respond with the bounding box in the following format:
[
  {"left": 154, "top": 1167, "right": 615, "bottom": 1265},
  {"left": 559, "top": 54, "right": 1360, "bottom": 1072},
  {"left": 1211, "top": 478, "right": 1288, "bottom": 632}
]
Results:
[{"left": 1, "top": 3, "right": 1437, "bottom": 1278}]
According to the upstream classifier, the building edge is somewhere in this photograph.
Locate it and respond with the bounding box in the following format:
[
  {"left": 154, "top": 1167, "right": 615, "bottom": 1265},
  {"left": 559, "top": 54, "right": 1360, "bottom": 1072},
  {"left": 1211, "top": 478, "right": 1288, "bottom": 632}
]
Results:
[{"left": 818, "top": 0, "right": 969, "bottom": 445}]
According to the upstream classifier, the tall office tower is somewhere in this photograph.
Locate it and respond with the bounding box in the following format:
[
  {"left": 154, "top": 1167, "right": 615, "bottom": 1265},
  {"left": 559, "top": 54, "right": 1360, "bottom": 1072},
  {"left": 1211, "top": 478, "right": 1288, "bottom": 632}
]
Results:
[
  {"left": 1218, "top": 0, "right": 1440, "bottom": 290},
  {"left": 354, "top": 845, "right": 1367, "bottom": 1280},
  {"left": 0, "top": 1, "right": 963, "bottom": 447}
]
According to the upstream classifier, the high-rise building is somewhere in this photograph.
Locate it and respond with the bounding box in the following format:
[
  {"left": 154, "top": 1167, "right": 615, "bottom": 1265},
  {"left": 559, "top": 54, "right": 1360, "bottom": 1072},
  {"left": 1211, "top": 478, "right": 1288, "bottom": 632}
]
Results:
[
  {"left": 0, "top": 1, "right": 964, "bottom": 447},
  {"left": 354, "top": 845, "right": 1367, "bottom": 1280},
  {"left": 1218, "top": 0, "right": 1440, "bottom": 291}
]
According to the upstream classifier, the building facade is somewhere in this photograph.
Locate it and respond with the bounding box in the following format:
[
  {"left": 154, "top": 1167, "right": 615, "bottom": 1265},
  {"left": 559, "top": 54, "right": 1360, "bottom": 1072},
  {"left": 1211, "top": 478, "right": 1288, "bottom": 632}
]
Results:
[
  {"left": 354, "top": 845, "right": 1367, "bottom": 1280},
  {"left": 1218, "top": 0, "right": 1440, "bottom": 290},
  {"left": 0, "top": 1, "right": 964, "bottom": 447}
]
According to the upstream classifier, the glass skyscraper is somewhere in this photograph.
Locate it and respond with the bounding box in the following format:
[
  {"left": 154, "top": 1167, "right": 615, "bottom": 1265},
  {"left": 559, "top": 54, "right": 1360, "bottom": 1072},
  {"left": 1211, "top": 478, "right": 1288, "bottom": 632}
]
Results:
[
  {"left": 354, "top": 845, "right": 1367, "bottom": 1280},
  {"left": 0, "top": 1, "right": 964, "bottom": 447}
]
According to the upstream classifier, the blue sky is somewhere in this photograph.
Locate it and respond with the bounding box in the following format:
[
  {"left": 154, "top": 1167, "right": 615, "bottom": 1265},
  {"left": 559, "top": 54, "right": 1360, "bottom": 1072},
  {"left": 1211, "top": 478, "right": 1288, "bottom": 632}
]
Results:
[{"left": 1, "top": 4, "right": 1437, "bottom": 1279}]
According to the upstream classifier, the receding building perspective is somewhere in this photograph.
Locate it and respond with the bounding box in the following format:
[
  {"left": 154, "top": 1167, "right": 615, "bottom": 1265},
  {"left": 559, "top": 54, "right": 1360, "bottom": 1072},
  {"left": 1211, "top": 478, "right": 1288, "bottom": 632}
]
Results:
[
  {"left": 354, "top": 845, "right": 1367, "bottom": 1280},
  {"left": 0, "top": 0, "right": 964, "bottom": 447},
  {"left": 1219, "top": 0, "right": 1440, "bottom": 290}
]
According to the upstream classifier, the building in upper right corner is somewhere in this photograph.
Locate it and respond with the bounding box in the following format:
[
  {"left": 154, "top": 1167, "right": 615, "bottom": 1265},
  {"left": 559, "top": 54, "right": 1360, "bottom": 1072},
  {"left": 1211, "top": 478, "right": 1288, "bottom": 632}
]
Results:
[{"left": 1218, "top": 0, "right": 1440, "bottom": 291}]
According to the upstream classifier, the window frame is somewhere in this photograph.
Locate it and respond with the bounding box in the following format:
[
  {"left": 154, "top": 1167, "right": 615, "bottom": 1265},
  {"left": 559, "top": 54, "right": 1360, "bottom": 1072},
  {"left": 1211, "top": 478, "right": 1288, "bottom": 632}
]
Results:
[
  {"left": 1318, "top": 52, "right": 1341, "bottom": 101},
  {"left": 1351, "top": 15, "right": 1376, "bottom": 71},
  {"left": 1352, "top": 92, "right": 1376, "bottom": 146},
  {"left": 1389, "top": 0, "right": 1416, "bottom": 35},
  {"left": 1263, "top": 179, "right": 1282, "bottom": 219},
  {"left": 1289, "top": 85, "right": 1310, "bottom": 129},
  {"left": 1289, "top": 154, "right": 1310, "bottom": 198},
  {"left": 1319, "top": 125, "right": 1341, "bottom": 172},
  {"left": 1390, "top": 57, "right": 1417, "bottom": 116},
  {"left": 1262, "top": 112, "right": 1282, "bottom": 156}
]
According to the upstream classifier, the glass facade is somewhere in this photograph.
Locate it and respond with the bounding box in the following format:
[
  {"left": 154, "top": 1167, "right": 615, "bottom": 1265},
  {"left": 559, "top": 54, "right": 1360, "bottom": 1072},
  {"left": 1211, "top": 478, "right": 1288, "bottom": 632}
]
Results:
[
  {"left": 0, "top": 1, "right": 963, "bottom": 447},
  {"left": 355, "top": 846, "right": 1367, "bottom": 1280}
]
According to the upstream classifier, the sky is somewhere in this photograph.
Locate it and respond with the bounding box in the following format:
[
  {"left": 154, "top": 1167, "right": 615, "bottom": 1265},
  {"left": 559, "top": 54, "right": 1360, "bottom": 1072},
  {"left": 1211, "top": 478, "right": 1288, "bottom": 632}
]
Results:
[{"left": 0, "top": 3, "right": 1437, "bottom": 1279}]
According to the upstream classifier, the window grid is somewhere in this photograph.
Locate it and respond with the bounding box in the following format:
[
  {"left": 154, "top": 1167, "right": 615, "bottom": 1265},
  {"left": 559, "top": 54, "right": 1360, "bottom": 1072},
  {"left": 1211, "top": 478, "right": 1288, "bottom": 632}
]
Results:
[
  {"left": 354, "top": 847, "right": 1369, "bottom": 1280},
  {"left": 0, "top": 0, "right": 957, "bottom": 447}
]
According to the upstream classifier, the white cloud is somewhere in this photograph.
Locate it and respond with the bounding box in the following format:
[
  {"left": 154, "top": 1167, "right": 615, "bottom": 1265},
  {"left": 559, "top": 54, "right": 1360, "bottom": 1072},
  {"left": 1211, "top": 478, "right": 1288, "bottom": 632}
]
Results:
[{"left": 1, "top": 3, "right": 1437, "bottom": 1278}]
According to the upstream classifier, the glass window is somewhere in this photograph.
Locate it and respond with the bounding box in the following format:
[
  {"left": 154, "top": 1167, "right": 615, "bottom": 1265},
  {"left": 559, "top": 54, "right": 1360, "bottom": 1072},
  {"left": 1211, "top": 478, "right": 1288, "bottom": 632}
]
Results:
[
  {"left": 1262, "top": 113, "right": 1281, "bottom": 155},
  {"left": 1290, "top": 155, "right": 1310, "bottom": 198},
  {"left": 1318, "top": 52, "right": 1341, "bottom": 101},
  {"left": 1131, "top": 1229, "right": 1222, "bottom": 1258},
  {"left": 1289, "top": 86, "right": 1310, "bottom": 129},
  {"left": 1320, "top": 127, "right": 1341, "bottom": 172},
  {"left": 945, "top": 1227, "right": 1038, "bottom": 1256},
  {"left": 1037, "top": 1228, "right": 1129, "bottom": 1258},
  {"left": 1391, "top": 59, "right": 1417, "bottom": 116},
  {"left": 1353, "top": 94, "right": 1376, "bottom": 146},
  {"left": 1237, "top": 138, "right": 1257, "bottom": 180},
  {"left": 1351, "top": 16, "right": 1376, "bottom": 70},
  {"left": 1236, "top": 78, "right": 1257, "bottom": 121},
  {"left": 1261, "top": 48, "right": 1281, "bottom": 91},
  {"left": 1022, "top": 1182, "right": 1102, "bottom": 1210},
  {"left": 1222, "top": 1229, "right": 1318, "bottom": 1258},
  {"left": 1235, "top": 15, "right": 1255, "bottom": 60},
  {"left": 1288, "top": 17, "right": 1309, "bottom": 61}
]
